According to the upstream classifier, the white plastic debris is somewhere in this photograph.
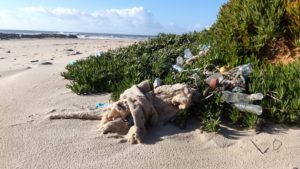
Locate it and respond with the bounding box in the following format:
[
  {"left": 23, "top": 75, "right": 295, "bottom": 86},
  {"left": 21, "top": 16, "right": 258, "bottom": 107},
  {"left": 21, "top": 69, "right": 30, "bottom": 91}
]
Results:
[
  {"left": 172, "top": 65, "right": 183, "bottom": 72},
  {"left": 221, "top": 91, "right": 264, "bottom": 104},
  {"left": 95, "top": 51, "right": 102, "bottom": 57},
  {"left": 233, "top": 103, "right": 263, "bottom": 115},
  {"left": 249, "top": 93, "right": 264, "bottom": 101},
  {"left": 198, "top": 45, "right": 210, "bottom": 56},
  {"left": 238, "top": 63, "right": 252, "bottom": 77},
  {"left": 68, "top": 61, "right": 76, "bottom": 65},
  {"left": 153, "top": 78, "right": 162, "bottom": 88},
  {"left": 176, "top": 56, "right": 184, "bottom": 66},
  {"left": 184, "top": 49, "right": 193, "bottom": 59}
]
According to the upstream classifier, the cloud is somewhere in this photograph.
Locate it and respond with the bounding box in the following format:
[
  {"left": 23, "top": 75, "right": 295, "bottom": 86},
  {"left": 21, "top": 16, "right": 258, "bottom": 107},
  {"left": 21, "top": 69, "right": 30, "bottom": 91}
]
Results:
[
  {"left": 23, "top": 6, "right": 85, "bottom": 17},
  {"left": 7, "top": 6, "right": 160, "bottom": 34},
  {"left": 51, "top": 8, "right": 84, "bottom": 16},
  {"left": 0, "top": 6, "right": 203, "bottom": 35},
  {"left": 23, "top": 6, "right": 47, "bottom": 13}
]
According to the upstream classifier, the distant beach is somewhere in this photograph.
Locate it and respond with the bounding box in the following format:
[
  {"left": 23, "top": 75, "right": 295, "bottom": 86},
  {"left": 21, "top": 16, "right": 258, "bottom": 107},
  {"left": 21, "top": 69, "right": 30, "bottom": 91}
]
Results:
[{"left": 0, "top": 29, "right": 154, "bottom": 40}]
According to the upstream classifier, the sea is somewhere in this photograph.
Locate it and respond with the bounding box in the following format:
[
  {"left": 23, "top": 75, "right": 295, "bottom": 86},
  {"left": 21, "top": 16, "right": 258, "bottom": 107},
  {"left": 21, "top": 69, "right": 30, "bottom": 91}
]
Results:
[{"left": 0, "top": 29, "right": 154, "bottom": 40}]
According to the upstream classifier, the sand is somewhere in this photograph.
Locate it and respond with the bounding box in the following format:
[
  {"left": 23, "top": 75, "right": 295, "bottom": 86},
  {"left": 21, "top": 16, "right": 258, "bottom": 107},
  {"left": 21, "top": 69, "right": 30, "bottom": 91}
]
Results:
[{"left": 0, "top": 38, "right": 299, "bottom": 169}]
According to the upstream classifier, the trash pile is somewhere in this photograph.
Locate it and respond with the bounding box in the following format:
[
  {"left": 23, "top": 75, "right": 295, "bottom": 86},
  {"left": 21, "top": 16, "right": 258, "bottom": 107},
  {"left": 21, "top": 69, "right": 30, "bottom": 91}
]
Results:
[
  {"left": 172, "top": 45, "right": 210, "bottom": 72},
  {"left": 89, "top": 44, "right": 263, "bottom": 118},
  {"left": 204, "top": 63, "right": 264, "bottom": 115},
  {"left": 171, "top": 45, "right": 264, "bottom": 116}
]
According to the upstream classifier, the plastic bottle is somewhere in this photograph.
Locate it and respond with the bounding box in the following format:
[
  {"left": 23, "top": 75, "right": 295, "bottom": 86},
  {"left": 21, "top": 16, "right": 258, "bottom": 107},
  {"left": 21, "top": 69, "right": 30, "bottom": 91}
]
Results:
[
  {"left": 184, "top": 49, "right": 193, "bottom": 59},
  {"left": 232, "top": 87, "right": 245, "bottom": 93},
  {"left": 153, "top": 78, "right": 162, "bottom": 88},
  {"left": 199, "top": 45, "right": 210, "bottom": 56},
  {"left": 172, "top": 65, "right": 183, "bottom": 72},
  {"left": 221, "top": 91, "right": 251, "bottom": 103},
  {"left": 238, "top": 63, "right": 252, "bottom": 77},
  {"left": 221, "top": 91, "right": 264, "bottom": 103},
  {"left": 233, "top": 103, "right": 263, "bottom": 115},
  {"left": 249, "top": 93, "right": 264, "bottom": 101},
  {"left": 176, "top": 56, "right": 184, "bottom": 66},
  {"left": 95, "top": 51, "right": 102, "bottom": 57}
]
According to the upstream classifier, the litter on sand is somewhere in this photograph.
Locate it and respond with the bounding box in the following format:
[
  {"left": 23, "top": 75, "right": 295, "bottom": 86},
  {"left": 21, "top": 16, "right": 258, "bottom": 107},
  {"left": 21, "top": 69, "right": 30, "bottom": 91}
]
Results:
[
  {"left": 95, "top": 103, "right": 111, "bottom": 109},
  {"left": 68, "top": 61, "right": 76, "bottom": 65},
  {"left": 95, "top": 51, "right": 102, "bottom": 57}
]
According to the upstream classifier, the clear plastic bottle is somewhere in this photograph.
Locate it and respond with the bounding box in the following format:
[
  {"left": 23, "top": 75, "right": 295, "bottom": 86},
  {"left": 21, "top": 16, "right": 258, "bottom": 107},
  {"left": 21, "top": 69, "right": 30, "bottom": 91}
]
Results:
[
  {"left": 184, "top": 49, "right": 193, "bottom": 59},
  {"left": 95, "top": 51, "right": 102, "bottom": 57},
  {"left": 221, "top": 91, "right": 250, "bottom": 103},
  {"left": 238, "top": 63, "right": 252, "bottom": 77},
  {"left": 221, "top": 91, "right": 264, "bottom": 103},
  {"left": 172, "top": 65, "right": 183, "bottom": 72},
  {"left": 249, "top": 93, "right": 264, "bottom": 101},
  {"left": 233, "top": 103, "right": 263, "bottom": 115},
  {"left": 199, "top": 44, "right": 210, "bottom": 56},
  {"left": 176, "top": 56, "right": 184, "bottom": 66},
  {"left": 153, "top": 78, "right": 162, "bottom": 88}
]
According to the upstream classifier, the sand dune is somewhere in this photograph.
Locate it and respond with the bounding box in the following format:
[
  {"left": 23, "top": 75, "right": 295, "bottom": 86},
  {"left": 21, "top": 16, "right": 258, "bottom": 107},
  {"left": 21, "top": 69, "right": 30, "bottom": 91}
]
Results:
[{"left": 0, "top": 39, "right": 299, "bottom": 169}]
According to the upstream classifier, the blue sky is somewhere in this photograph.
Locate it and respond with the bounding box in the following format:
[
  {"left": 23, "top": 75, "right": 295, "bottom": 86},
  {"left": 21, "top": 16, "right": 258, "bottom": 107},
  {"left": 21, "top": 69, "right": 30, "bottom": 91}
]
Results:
[{"left": 0, "top": 0, "right": 228, "bottom": 35}]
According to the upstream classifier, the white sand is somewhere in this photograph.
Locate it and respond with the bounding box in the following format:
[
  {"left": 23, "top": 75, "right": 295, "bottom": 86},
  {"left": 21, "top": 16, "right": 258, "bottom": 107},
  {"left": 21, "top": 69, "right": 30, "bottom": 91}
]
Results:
[{"left": 0, "top": 38, "right": 299, "bottom": 169}]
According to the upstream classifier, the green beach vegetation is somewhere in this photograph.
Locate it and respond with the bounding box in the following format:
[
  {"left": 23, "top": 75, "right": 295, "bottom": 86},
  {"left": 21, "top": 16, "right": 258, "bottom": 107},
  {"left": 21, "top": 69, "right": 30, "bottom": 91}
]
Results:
[{"left": 62, "top": 0, "right": 300, "bottom": 131}]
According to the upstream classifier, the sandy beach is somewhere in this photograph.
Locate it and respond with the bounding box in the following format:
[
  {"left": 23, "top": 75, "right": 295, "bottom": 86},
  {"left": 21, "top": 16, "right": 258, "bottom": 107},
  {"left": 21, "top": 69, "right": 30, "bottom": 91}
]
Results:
[{"left": 0, "top": 38, "right": 299, "bottom": 169}]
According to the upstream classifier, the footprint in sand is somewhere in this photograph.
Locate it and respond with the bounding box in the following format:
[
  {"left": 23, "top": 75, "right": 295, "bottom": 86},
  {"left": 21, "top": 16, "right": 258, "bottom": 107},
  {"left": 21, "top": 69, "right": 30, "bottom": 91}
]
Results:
[
  {"left": 30, "top": 60, "right": 39, "bottom": 63},
  {"left": 40, "top": 62, "right": 53, "bottom": 65}
]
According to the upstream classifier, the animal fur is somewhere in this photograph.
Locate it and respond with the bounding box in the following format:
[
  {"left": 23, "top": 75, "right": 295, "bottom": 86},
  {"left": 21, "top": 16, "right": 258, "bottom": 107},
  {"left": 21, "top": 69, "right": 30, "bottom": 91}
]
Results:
[{"left": 49, "top": 80, "right": 195, "bottom": 144}]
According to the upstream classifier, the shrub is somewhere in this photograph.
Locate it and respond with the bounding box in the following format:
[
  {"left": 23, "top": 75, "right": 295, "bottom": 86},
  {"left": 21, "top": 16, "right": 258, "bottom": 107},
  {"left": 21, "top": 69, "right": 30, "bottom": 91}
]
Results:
[
  {"left": 62, "top": 33, "right": 202, "bottom": 100},
  {"left": 250, "top": 61, "right": 300, "bottom": 124},
  {"left": 212, "top": 0, "right": 285, "bottom": 62},
  {"left": 285, "top": 0, "right": 300, "bottom": 38},
  {"left": 296, "top": 38, "right": 300, "bottom": 47}
]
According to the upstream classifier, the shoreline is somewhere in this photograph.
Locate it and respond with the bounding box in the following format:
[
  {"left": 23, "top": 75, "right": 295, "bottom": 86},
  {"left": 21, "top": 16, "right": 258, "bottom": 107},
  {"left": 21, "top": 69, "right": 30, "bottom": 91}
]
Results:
[
  {"left": 0, "top": 31, "right": 154, "bottom": 40},
  {"left": 0, "top": 32, "right": 77, "bottom": 40}
]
